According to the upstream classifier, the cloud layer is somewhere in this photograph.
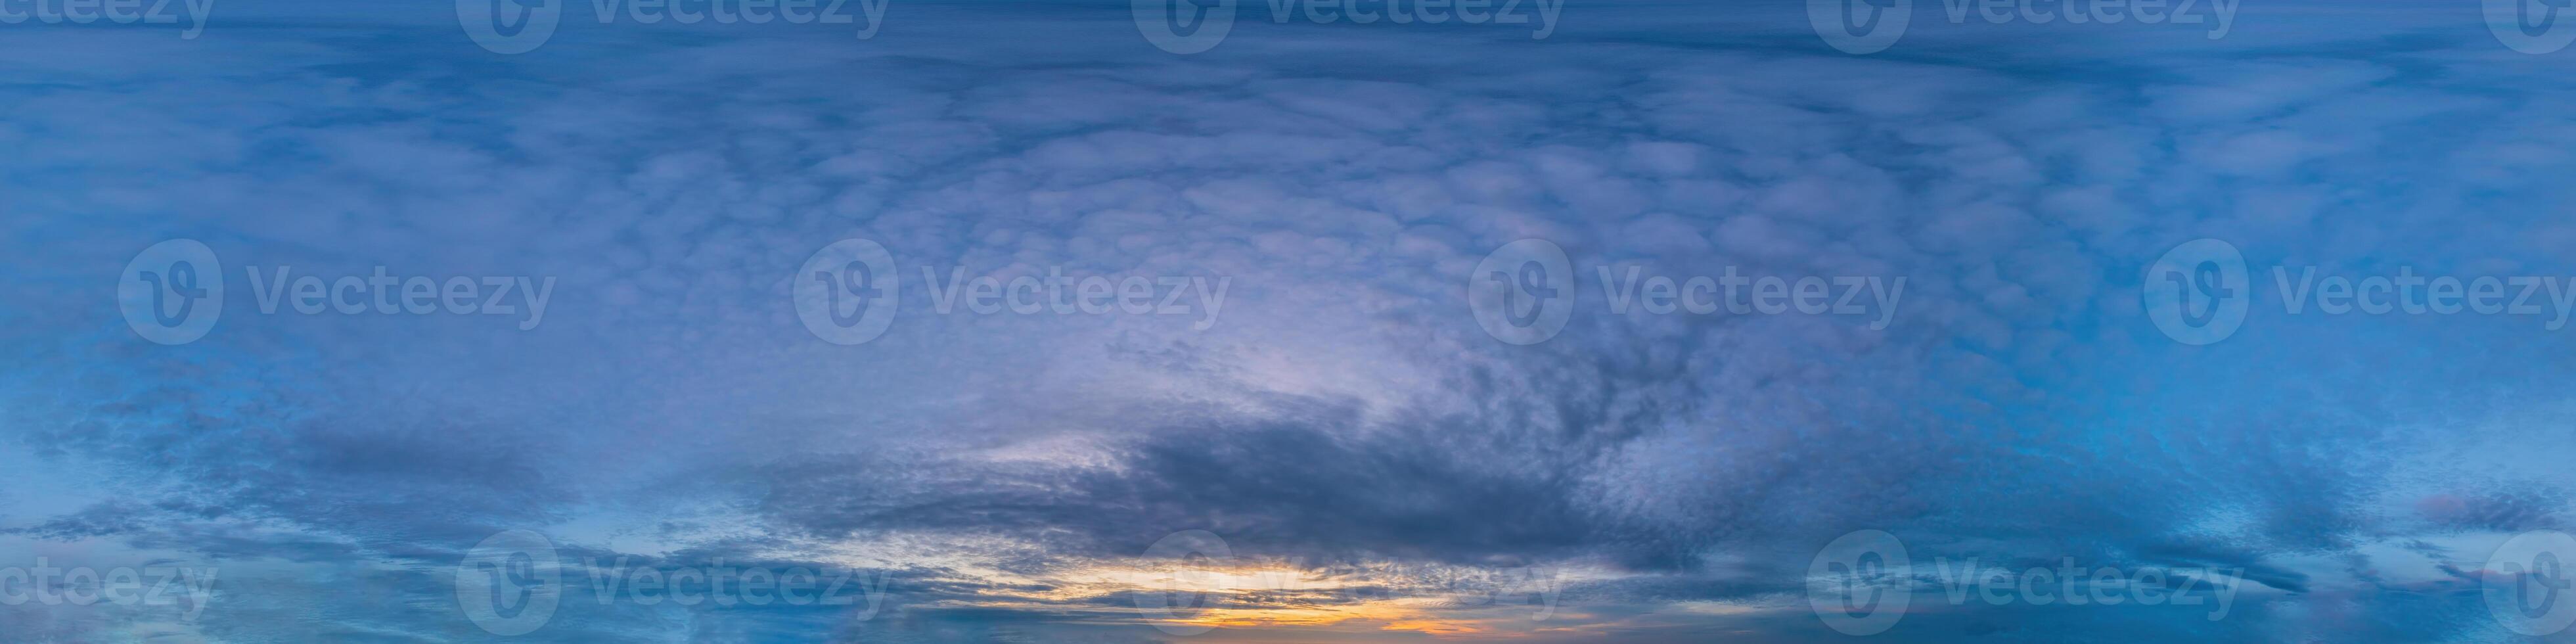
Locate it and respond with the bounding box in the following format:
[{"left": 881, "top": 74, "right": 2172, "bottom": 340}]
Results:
[{"left": 5, "top": 1, "right": 2576, "bottom": 642}]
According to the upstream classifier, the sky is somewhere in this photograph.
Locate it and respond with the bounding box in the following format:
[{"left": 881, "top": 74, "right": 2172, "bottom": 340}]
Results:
[{"left": 5, "top": 0, "right": 2576, "bottom": 642}]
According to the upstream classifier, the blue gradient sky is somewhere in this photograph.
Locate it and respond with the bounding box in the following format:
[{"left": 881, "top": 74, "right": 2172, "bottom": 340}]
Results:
[{"left": 5, "top": 0, "right": 2576, "bottom": 642}]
